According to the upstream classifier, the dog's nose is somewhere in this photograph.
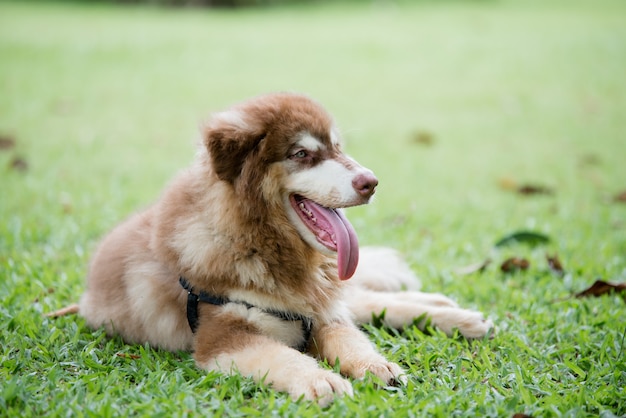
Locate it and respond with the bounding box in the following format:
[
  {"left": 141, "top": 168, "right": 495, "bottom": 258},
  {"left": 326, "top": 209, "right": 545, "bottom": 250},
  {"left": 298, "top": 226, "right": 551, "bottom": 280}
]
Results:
[{"left": 352, "top": 172, "right": 379, "bottom": 198}]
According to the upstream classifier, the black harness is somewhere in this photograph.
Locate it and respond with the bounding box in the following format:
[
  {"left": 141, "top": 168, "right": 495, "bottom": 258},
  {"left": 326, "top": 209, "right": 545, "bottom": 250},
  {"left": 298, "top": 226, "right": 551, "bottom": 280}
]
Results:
[{"left": 179, "top": 277, "right": 313, "bottom": 352}]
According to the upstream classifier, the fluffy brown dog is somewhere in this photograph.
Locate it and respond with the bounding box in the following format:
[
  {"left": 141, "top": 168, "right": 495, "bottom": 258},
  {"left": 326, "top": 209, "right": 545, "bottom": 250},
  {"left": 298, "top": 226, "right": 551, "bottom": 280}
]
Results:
[{"left": 57, "top": 93, "right": 492, "bottom": 406}]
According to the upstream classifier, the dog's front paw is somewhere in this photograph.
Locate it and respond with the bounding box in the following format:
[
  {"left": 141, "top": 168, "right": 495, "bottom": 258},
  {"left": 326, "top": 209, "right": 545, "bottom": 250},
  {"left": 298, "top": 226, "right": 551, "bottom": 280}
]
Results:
[
  {"left": 367, "top": 360, "right": 407, "bottom": 386},
  {"left": 436, "top": 309, "right": 494, "bottom": 339},
  {"left": 290, "top": 369, "right": 353, "bottom": 407},
  {"left": 350, "top": 359, "right": 407, "bottom": 386}
]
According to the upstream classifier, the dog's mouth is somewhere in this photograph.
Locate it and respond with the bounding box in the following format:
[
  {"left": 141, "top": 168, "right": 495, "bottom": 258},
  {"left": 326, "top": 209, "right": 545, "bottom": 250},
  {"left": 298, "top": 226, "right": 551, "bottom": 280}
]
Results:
[{"left": 289, "top": 194, "right": 359, "bottom": 280}]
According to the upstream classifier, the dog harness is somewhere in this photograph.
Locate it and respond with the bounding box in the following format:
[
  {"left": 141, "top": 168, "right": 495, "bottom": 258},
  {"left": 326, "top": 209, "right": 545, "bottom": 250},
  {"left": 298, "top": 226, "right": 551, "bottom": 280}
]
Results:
[{"left": 179, "top": 277, "right": 313, "bottom": 352}]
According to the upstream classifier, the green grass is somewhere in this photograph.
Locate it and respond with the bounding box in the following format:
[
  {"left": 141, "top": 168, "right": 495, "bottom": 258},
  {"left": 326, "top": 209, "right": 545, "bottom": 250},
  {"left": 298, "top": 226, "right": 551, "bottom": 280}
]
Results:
[{"left": 1, "top": 0, "right": 626, "bottom": 416}]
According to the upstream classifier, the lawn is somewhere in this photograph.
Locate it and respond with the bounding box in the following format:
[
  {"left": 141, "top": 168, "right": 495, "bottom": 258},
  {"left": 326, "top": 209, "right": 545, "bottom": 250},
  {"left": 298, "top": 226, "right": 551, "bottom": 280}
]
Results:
[{"left": 1, "top": 0, "right": 625, "bottom": 416}]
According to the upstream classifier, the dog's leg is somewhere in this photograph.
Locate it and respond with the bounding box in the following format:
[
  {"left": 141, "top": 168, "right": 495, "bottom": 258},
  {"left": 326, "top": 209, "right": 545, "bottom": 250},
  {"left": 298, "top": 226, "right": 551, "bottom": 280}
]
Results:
[
  {"left": 310, "top": 321, "right": 406, "bottom": 385},
  {"left": 388, "top": 291, "right": 460, "bottom": 308},
  {"left": 345, "top": 288, "right": 494, "bottom": 339},
  {"left": 352, "top": 247, "right": 422, "bottom": 292},
  {"left": 192, "top": 312, "right": 353, "bottom": 406}
]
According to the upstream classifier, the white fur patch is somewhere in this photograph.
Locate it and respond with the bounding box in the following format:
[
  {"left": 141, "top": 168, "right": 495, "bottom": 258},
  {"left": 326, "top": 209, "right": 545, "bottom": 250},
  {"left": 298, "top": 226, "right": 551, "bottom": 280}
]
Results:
[
  {"left": 221, "top": 303, "right": 305, "bottom": 349},
  {"left": 297, "top": 133, "right": 325, "bottom": 152},
  {"left": 124, "top": 262, "right": 192, "bottom": 350},
  {"left": 213, "top": 109, "right": 249, "bottom": 130},
  {"left": 284, "top": 159, "right": 361, "bottom": 207}
]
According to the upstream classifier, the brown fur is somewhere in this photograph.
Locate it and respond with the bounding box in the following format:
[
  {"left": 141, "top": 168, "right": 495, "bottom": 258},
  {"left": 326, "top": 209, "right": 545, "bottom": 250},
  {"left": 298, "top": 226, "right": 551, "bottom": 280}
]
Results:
[{"left": 63, "top": 93, "right": 493, "bottom": 406}]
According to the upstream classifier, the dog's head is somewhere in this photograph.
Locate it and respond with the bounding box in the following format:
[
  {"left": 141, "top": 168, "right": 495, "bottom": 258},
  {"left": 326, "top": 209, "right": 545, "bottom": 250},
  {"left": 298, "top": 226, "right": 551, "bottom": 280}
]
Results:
[{"left": 202, "top": 93, "right": 378, "bottom": 280}]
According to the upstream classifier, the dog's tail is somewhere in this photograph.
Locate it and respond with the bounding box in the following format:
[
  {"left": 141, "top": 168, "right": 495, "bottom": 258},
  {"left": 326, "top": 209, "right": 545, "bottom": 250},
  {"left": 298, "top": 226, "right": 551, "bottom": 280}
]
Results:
[{"left": 45, "top": 303, "right": 80, "bottom": 318}]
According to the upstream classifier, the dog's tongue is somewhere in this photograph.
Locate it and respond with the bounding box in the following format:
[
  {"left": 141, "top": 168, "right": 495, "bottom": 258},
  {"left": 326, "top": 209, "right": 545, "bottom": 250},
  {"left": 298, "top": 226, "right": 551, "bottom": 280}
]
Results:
[{"left": 295, "top": 198, "right": 359, "bottom": 280}]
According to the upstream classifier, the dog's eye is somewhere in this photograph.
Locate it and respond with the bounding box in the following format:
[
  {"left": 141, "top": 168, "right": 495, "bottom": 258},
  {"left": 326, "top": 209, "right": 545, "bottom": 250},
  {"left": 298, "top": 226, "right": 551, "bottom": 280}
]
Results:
[{"left": 292, "top": 150, "right": 308, "bottom": 159}]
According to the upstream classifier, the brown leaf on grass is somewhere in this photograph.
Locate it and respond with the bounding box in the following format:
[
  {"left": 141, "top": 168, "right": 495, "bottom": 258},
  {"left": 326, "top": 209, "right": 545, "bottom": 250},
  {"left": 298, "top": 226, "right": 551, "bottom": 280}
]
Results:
[
  {"left": 498, "top": 177, "right": 518, "bottom": 191},
  {"left": 613, "top": 190, "right": 626, "bottom": 203},
  {"left": 512, "top": 414, "right": 533, "bottom": 418},
  {"left": 9, "top": 156, "right": 28, "bottom": 172},
  {"left": 0, "top": 135, "right": 15, "bottom": 150},
  {"left": 500, "top": 257, "right": 530, "bottom": 273},
  {"left": 578, "top": 153, "right": 601, "bottom": 167},
  {"left": 517, "top": 184, "right": 554, "bottom": 196},
  {"left": 60, "top": 193, "right": 73, "bottom": 214},
  {"left": 455, "top": 258, "right": 492, "bottom": 275},
  {"left": 575, "top": 280, "right": 626, "bottom": 299},
  {"left": 116, "top": 353, "right": 141, "bottom": 360},
  {"left": 497, "top": 178, "right": 554, "bottom": 196},
  {"left": 411, "top": 130, "right": 435, "bottom": 146},
  {"left": 546, "top": 254, "right": 565, "bottom": 276}
]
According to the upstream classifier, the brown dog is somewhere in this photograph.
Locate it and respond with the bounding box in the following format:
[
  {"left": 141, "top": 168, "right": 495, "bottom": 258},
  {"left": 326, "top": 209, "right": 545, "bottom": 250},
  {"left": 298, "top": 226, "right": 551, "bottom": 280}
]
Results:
[{"left": 55, "top": 93, "right": 492, "bottom": 406}]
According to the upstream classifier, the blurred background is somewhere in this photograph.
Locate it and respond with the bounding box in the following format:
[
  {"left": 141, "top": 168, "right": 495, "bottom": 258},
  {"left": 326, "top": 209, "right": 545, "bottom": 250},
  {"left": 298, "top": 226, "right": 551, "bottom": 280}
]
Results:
[
  {"left": 2, "top": 3, "right": 625, "bottom": 414},
  {"left": 1, "top": 0, "right": 625, "bottom": 272}
]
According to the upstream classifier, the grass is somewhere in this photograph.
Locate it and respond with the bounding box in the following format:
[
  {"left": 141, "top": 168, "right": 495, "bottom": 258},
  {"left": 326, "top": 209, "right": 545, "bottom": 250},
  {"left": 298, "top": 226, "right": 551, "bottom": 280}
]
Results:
[{"left": 1, "top": 0, "right": 626, "bottom": 416}]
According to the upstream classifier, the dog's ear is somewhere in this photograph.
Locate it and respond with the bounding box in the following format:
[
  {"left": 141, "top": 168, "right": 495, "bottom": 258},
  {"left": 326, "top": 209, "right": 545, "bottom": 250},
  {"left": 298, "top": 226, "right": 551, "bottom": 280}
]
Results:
[{"left": 203, "top": 110, "right": 265, "bottom": 183}]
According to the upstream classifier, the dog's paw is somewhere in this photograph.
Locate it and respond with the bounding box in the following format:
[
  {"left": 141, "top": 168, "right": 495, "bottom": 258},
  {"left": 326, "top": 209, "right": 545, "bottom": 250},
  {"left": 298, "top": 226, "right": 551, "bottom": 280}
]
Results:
[
  {"left": 367, "top": 360, "right": 407, "bottom": 386},
  {"left": 436, "top": 309, "right": 494, "bottom": 339},
  {"left": 290, "top": 369, "right": 353, "bottom": 407},
  {"left": 350, "top": 360, "right": 407, "bottom": 386}
]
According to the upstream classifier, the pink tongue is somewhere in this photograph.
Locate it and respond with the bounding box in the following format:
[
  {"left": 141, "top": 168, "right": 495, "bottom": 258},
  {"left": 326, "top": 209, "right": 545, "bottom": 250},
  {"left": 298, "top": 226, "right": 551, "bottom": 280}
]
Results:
[{"left": 298, "top": 199, "right": 359, "bottom": 280}]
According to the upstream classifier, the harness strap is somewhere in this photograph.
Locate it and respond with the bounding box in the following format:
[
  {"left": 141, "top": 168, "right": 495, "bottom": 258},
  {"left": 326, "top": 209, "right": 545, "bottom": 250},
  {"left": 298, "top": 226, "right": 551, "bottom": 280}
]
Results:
[{"left": 179, "top": 277, "right": 312, "bottom": 352}]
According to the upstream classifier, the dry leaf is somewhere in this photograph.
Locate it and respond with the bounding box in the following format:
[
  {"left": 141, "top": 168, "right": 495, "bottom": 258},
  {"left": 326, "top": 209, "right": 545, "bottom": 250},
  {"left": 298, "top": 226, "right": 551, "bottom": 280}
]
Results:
[
  {"left": 575, "top": 280, "right": 626, "bottom": 299},
  {"left": 116, "top": 353, "right": 141, "bottom": 360},
  {"left": 0, "top": 135, "right": 15, "bottom": 151},
  {"left": 613, "top": 190, "right": 626, "bottom": 203},
  {"left": 411, "top": 130, "right": 435, "bottom": 146},
  {"left": 455, "top": 258, "right": 491, "bottom": 275},
  {"left": 9, "top": 156, "right": 28, "bottom": 172},
  {"left": 498, "top": 177, "right": 518, "bottom": 191},
  {"left": 578, "top": 153, "right": 601, "bottom": 166},
  {"left": 500, "top": 257, "right": 530, "bottom": 273},
  {"left": 546, "top": 254, "right": 565, "bottom": 276},
  {"left": 497, "top": 178, "right": 553, "bottom": 196},
  {"left": 517, "top": 184, "right": 554, "bottom": 196}
]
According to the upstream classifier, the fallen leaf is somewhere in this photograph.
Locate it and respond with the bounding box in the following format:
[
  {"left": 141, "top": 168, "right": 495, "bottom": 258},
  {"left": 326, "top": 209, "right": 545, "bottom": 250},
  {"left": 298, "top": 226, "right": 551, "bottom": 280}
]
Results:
[
  {"left": 500, "top": 257, "right": 530, "bottom": 273},
  {"left": 45, "top": 304, "right": 80, "bottom": 318},
  {"left": 613, "top": 190, "right": 626, "bottom": 203},
  {"left": 546, "top": 254, "right": 565, "bottom": 276},
  {"left": 498, "top": 177, "right": 518, "bottom": 191},
  {"left": 411, "top": 130, "right": 435, "bottom": 146},
  {"left": 578, "top": 153, "right": 601, "bottom": 166},
  {"left": 575, "top": 280, "right": 626, "bottom": 299},
  {"left": 497, "top": 179, "right": 554, "bottom": 196},
  {"left": 517, "top": 184, "right": 554, "bottom": 196},
  {"left": 60, "top": 193, "right": 73, "bottom": 214},
  {"left": 512, "top": 414, "right": 533, "bottom": 418},
  {"left": 455, "top": 258, "right": 491, "bottom": 275},
  {"left": 0, "top": 135, "right": 15, "bottom": 150},
  {"left": 9, "top": 156, "right": 28, "bottom": 172},
  {"left": 116, "top": 353, "right": 141, "bottom": 360},
  {"left": 495, "top": 231, "right": 550, "bottom": 248}
]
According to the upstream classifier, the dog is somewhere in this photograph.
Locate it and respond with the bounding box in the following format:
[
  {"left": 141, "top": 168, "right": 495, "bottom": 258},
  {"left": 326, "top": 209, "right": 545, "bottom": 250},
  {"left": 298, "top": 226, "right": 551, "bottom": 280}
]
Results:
[{"left": 51, "top": 93, "right": 493, "bottom": 406}]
